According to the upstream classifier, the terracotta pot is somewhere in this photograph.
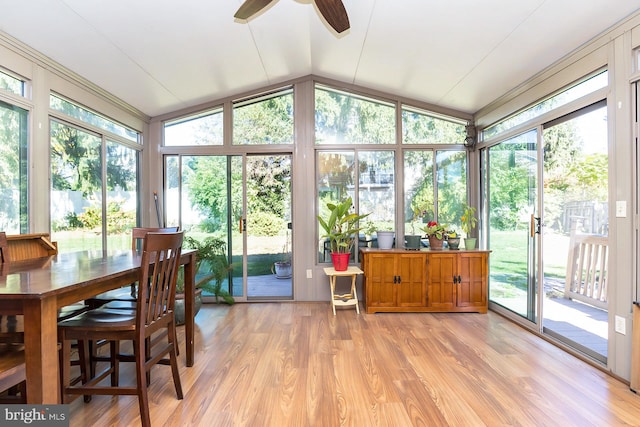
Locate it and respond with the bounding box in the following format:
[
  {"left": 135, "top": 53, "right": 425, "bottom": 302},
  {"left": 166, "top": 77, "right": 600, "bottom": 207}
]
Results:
[{"left": 428, "top": 236, "right": 444, "bottom": 250}]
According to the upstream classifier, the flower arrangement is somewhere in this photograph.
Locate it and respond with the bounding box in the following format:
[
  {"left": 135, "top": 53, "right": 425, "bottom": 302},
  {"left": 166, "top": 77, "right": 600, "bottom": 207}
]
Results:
[
  {"left": 461, "top": 205, "right": 478, "bottom": 236},
  {"left": 423, "top": 221, "right": 447, "bottom": 240}
]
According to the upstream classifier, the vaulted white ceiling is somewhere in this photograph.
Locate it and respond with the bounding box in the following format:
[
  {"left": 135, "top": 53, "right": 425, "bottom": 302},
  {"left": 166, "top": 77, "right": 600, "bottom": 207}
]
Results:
[{"left": 1, "top": 0, "right": 639, "bottom": 118}]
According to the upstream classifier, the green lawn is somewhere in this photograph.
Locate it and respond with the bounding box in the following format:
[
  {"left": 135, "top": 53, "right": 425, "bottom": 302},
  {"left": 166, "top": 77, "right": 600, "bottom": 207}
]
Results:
[{"left": 489, "top": 229, "right": 569, "bottom": 298}]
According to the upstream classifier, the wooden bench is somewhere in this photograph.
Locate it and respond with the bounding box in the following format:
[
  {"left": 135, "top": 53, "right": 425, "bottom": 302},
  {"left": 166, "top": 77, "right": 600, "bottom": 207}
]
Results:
[{"left": 564, "top": 230, "right": 608, "bottom": 309}]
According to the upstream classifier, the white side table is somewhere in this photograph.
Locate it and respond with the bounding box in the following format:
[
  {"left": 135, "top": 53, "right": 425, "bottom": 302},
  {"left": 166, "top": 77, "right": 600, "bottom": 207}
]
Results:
[{"left": 323, "top": 266, "right": 363, "bottom": 315}]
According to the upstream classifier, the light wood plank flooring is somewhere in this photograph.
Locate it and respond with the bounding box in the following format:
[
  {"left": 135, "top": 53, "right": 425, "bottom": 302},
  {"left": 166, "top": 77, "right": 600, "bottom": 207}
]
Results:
[{"left": 68, "top": 303, "right": 640, "bottom": 426}]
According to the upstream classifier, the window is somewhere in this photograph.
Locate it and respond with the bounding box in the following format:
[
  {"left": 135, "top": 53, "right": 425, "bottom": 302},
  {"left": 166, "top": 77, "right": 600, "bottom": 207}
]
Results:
[
  {"left": 0, "top": 100, "right": 28, "bottom": 233},
  {"left": 402, "top": 106, "right": 466, "bottom": 145},
  {"left": 49, "top": 97, "right": 140, "bottom": 252},
  {"left": 315, "top": 85, "right": 395, "bottom": 145},
  {"left": 50, "top": 94, "right": 139, "bottom": 143},
  {"left": 164, "top": 108, "right": 223, "bottom": 146},
  {"left": 233, "top": 89, "right": 294, "bottom": 145},
  {"left": 50, "top": 120, "right": 104, "bottom": 251},
  {"left": 484, "top": 71, "right": 608, "bottom": 139},
  {"left": 314, "top": 84, "right": 470, "bottom": 262},
  {"left": 403, "top": 150, "right": 467, "bottom": 235},
  {"left": 0, "top": 69, "right": 25, "bottom": 97},
  {"left": 317, "top": 150, "right": 395, "bottom": 262}
]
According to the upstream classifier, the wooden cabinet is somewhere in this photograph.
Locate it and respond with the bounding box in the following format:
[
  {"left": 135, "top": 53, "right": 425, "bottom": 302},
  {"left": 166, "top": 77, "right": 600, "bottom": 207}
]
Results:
[
  {"left": 361, "top": 248, "right": 489, "bottom": 314},
  {"left": 427, "top": 251, "right": 488, "bottom": 313},
  {"left": 363, "top": 251, "right": 426, "bottom": 311}
]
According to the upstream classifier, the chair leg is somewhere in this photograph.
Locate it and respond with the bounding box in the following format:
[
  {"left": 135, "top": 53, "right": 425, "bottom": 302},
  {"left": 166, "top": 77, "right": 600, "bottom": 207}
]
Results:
[
  {"left": 134, "top": 338, "right": 151, "bottom": 427},
  {"left": 78, "top": 339, "right": 92, "bottom": 403},
  {"left": 59, "top": 333, "right": 71, "bottom": 404},
  {"left": 169, "top": 323, "right": 183, "bottom": 399},
  {"left": 109, "top": 341, "right": 119, "bottom": 386}
]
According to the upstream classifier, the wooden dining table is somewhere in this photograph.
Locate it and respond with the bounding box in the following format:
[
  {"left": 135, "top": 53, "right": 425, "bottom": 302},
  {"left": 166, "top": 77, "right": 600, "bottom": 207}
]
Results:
[{"left": 0, "top": 248, "right": 197, "bottom": 404}]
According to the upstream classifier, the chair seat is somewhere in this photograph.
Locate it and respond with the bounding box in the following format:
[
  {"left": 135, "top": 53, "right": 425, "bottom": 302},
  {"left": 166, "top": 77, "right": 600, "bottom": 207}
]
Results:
[{"left": 58, "top": 307, "right": 136, "bottom": 331}]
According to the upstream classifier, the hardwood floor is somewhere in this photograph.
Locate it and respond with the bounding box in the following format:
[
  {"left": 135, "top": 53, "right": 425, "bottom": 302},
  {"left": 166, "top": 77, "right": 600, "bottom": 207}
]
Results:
[{"left": 68, "top": 303, "right": 640, "bottom": 426}]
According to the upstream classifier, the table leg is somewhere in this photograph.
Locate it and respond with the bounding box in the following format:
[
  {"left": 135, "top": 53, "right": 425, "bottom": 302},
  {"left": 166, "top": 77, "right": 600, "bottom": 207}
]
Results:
[
  {"left": 23, "top": 297, "right": 60, "bottom": 403},
  {"left": 184, "top": 251, "right": 196, "bottom": 367},
  {"left": 350, "top": 274, "right": 360, "bottom": 314}
]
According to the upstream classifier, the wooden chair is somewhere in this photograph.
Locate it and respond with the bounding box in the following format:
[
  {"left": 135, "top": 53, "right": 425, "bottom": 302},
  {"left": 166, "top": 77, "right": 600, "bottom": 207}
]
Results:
[
  {"left": 87, "top": 226, "right": 180, "bottom": 308},
  {"left": 58, "top": 231, "right": 184, "bottom": 427},
  {"left": 0, "top": 344, "right": 26, "bottom": 403},
  {"left": 0, "top": 232, "right": 10, "bottom": 263}
]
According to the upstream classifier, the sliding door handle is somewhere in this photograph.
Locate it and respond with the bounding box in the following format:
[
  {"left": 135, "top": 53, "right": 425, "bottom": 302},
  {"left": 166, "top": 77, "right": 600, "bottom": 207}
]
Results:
[{"left": 530, "top": 215, "right": 542, "bottom": 237}]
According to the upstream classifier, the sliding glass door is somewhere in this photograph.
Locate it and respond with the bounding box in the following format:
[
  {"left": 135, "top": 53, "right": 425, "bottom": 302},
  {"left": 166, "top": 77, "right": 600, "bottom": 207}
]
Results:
[
  {"left": 540, "top": 102, "right": 608, "bottom": 362},
  {"left": 240, "top": 154, "right": 293, "bottom": 299},
  {"left": 165, "top": 153, "right": 293, "bottom": 301},
  {"left": 485, "top": 130, "right": 538, "bottom": 321},
  {"left": 484, "top": 101, "right": 609, "bottom": 362}
]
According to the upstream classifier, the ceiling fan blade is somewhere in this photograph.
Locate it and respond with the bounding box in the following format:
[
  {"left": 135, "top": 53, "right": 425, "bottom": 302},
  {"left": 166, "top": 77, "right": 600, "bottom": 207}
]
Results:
[
  {"left": 314, "top": 0, "right": 350, "bottom": 33},
  {"left": 234, "top": 0, "right": 275, "bottom": 20}
]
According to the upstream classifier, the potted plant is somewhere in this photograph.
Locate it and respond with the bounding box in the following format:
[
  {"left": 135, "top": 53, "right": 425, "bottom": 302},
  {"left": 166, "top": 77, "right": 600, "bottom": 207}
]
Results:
[
  {"left": 272, "top": 230, "right": 292, "bottom": 279},
  {"left": 318, "top": 196, "right": 369, "bottom": 271},
  {"left": 175, "top": 235, "right": 234, "bottom": 324},
  {"left": 423, "top": 221, "right": 447, "bottom": 250},
  {"left": 446, "top": 229, "right": 461, "bottom": 250},
  {"left": 405, "top": 201, "right": 431, "bottom": 250},
  {"left": 461, "top": 204, "right": 478, "bottom": 249}
]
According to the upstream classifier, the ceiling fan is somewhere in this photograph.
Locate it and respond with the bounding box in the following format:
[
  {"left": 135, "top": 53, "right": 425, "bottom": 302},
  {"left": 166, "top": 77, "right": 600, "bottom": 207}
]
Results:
[{"left": 234, "top": 0, "right": 350, "bottom": 34}]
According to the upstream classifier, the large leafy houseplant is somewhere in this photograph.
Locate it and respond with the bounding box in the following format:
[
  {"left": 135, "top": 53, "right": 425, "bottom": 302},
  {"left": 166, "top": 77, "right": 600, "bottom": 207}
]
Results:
[
  {"left": 180, "top": 235, "right": 234, "bottom": 305},
  {"left": 318, "top": 197, "right": 369, "bottom": 254}
]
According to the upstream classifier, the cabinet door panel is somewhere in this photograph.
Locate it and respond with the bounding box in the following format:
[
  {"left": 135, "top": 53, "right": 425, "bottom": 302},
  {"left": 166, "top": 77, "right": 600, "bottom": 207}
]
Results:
[
  {"left": 457, "top": 253, "right": 488, "bottom": 308},
  {"left": 397, "top": 254, "right": 426, "bottom": 307},
  {"left": 427, "top": 253, "right": 456, "bottom": 308},
  {"left": 367, "top": 254, "right": 397, "bottom": 307}
]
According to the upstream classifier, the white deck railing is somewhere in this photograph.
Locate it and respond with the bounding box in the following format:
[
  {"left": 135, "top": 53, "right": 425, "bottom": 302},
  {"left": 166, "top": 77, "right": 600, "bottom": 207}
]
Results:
[{"left": 564, "top": 230, "right": 608, "bottom": 309}]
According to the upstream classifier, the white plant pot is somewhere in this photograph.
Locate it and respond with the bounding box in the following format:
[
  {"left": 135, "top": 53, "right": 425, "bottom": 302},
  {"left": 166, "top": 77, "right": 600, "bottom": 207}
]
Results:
[
  {"left": 376, "top": 231, "right": 395, "bottom": 249},
  {"left": 273, "top": 261, "right": 292, "bottom": 279}
]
